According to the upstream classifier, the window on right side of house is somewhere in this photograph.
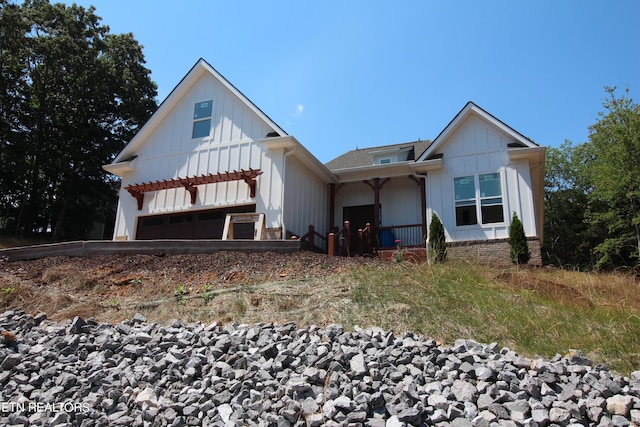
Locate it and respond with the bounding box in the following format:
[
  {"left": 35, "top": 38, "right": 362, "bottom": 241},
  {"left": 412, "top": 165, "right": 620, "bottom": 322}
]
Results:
[{"left": 479, "top": 172, "right": 504, "bottom": 224}]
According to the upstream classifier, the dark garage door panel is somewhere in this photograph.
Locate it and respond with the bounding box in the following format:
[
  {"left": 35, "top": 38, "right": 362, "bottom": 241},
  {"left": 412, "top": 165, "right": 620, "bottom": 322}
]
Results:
[{"left": 136, "top": 205, "right": 256, "bottom": 240}]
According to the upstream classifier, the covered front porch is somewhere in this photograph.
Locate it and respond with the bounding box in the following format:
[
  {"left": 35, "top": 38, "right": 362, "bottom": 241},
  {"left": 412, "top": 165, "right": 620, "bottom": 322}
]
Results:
[{"left": 325, "top": 158, "right": 441, "bottom": 254}]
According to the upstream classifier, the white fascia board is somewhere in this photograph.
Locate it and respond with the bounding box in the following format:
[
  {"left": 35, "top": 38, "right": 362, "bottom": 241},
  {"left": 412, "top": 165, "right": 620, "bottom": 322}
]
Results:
[
  {"left": 112, "top": 63, "right": 206, "bottom": 164},
  {"left": 261, "top": 136, "right": 337, "bottom": 184},
  {"left": 417, "top": 102, "right": 538, "bottom": 162},
  {"left": 102, "top": 157, "right": 138, "bottom": 177},
  {"left": 199, "top": 60, "right": 288, "bottom": 138},
  {"left": 409, "top": 157, "right": 442, "bottom": 174},
  {"left": 508, "top": 146, "right": 546, "bottom": 164},
  {"left": 110, "top": 58, "right": 287, "bottom": 165}
]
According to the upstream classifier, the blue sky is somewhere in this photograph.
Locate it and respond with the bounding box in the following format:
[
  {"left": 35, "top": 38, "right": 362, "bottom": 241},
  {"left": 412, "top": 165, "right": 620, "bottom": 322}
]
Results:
[{"left": 64, "top": 1, "right": 639, "bottom": 163}]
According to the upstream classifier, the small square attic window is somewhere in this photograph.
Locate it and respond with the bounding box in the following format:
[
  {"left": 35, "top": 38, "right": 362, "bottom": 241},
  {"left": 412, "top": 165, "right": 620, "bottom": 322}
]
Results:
[{"left": 192, "top": 100, "right": 213, "bottom": 138}]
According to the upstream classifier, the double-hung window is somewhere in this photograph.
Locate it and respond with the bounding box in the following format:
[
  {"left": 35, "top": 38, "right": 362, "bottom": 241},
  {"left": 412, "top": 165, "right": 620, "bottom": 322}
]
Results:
[
  {"left": 454, "top": 176, "right": 478, "bottom": 226},
  {"left": 479, "top": 172, "right": 504, "bottom": 224},
  {"left": 192, "top": 100, "right": 213, "bottom": 139},
  {"left": 454, "top": 173, "right": 504, "bottom": 226}
]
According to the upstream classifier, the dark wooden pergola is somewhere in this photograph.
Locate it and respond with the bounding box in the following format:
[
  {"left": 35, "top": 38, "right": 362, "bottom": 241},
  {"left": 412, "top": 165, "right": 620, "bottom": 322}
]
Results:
[{"left": 124, "top": 169, "right": 263, "bottom": 210}]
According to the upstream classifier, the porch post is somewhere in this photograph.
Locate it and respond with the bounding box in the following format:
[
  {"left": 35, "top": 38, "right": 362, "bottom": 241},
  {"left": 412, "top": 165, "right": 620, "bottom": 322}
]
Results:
[
  {"left": 409, "top": 174, "right": 428, "bottom": 242},
  {"left": 373, "top": 177, "right": 380, "bottom": 230},
  {"left": 420, "top": 176, "right": 427, "bottom": 241},
  {"left": 329, "top": 183, "right": 336, "bottom": 230}
]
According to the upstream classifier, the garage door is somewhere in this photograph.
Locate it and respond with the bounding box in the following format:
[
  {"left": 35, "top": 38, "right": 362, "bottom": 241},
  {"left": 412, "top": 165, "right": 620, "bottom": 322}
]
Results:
[{"left": 135, "top": 205, "right": 256, "bottom": 240}]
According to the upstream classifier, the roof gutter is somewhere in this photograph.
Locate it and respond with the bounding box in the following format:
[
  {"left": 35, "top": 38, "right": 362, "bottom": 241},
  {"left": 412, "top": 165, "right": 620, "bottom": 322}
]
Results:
[{"left": 261, "top": 135, "right": 338, "bottom": 184}]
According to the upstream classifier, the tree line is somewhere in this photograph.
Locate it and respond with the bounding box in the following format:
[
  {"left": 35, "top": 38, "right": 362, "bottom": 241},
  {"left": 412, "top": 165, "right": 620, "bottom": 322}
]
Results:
[
  {"left": 0, "top": 0, "right": 157, "bottom": 240},
  {"left": 543, "top": 87, "right": 640, "bottom": 271}
]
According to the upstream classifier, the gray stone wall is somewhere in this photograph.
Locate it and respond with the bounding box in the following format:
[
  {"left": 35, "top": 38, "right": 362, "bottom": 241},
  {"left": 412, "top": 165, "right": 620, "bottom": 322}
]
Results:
[{"left": 446, "top": 238, "right": 542, "bottom": 267}]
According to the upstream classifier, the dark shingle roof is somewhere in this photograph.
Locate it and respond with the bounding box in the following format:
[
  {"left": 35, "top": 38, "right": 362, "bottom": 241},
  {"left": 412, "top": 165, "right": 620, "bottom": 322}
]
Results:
[{"left": 325, "top": 140, "right": 432, "bottom": 170}]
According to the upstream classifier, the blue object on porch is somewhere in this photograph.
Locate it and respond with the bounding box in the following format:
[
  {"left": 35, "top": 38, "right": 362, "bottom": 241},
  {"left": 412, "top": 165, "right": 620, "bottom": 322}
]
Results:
[{"left": 380, "top": 229, "right": 394, "bottom": 248}]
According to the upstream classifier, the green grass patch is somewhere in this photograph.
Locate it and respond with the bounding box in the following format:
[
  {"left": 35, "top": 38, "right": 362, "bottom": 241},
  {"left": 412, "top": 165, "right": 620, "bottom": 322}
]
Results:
[{"left": 341, "top": 261, "right": 640, "bottom": 374}]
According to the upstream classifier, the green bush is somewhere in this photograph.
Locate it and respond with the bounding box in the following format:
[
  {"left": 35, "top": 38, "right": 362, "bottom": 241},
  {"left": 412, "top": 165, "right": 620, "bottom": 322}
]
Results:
[
  {"left": 509, "top": 212, "right": 530, "bottom": 264},
  {"left": 429, "top": 212, "right": 447, "bottom": 263}
]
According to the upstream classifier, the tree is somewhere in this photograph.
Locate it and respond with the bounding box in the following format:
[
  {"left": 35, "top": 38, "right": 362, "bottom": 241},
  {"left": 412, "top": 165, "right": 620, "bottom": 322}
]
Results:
[
  {"left": 585, "top": 87, "right": 640, "bottom": 269},
  {"left": 509, "top": 212, "right": 530, "bottom": 265},
  {"left": 0, "top": 0, "right": 157, "bottom": 240},
  {"left": 542, "top": 141, "right": 605, "bottom": 269},
  {"left": 428, "top": 212, "right": 446, "bottom": 263}
]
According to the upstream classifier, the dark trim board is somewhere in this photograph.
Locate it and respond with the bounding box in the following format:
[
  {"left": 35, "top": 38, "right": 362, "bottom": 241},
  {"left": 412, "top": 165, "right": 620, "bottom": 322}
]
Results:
[{"left": 0, "top": 240, "right": 301, "bottom": 262}]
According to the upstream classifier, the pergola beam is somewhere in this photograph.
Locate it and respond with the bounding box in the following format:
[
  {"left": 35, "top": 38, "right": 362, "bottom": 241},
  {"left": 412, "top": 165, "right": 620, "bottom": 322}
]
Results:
[{"left": 125, "top": 168, "right": 262, "bottom": 210}]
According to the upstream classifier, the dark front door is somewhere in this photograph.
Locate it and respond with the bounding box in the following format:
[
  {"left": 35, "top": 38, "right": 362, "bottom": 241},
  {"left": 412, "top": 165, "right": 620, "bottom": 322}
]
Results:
[
  {"left": 343, "top": 204, "right": 380, "bottom": 254},
  {"left": 343, "top": 204, "right": 377, "bottom": 231}
]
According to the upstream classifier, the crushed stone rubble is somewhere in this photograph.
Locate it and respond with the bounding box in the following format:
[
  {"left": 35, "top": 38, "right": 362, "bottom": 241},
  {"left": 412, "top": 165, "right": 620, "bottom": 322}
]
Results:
[{"left": 0, "top": 309, "right": 639, "bottom": 427}]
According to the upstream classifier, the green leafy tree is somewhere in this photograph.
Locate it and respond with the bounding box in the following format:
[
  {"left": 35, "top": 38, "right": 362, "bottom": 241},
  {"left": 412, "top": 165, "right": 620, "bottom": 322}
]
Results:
[
  {"left": 0, "top": 0, "right": 157, "bottom": 239},
  {"left": 0, "top": 0, "right": 31, "bottom": 232},
  {"left": 543, "top": 141, "right": 605, "bottom": 269},
  {"left": 509, "top": 212, "right": 530, "bottom": 265},
  {"left": 584, "top": 87, "right": 640, "bottom": 269},
  {"left": 428, "top": 212, "right": 446, "bottom": 263}
]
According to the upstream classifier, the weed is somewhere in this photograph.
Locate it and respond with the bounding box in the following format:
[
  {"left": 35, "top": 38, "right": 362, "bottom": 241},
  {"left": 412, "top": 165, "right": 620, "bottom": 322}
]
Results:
[
  {"left": 130, "top": 277, "right": 142, "bottom": 286},
  {"left": 2, "top": 287, "right": 15, "bottom": 294},
  {"left": 174, "top": 284, "right": 188, "bottom": 304},
  {"left": 392, "top": 239, "right": 405, "bottom": 263},
  {"left": 201, "top": 284, "right": 215, "bottom": 305},
  {"left": 232, "top": 295, "right": 247, "bottom": 316},
  {"left": 110, "top": 299, "right": 120, "bottom": 311}
]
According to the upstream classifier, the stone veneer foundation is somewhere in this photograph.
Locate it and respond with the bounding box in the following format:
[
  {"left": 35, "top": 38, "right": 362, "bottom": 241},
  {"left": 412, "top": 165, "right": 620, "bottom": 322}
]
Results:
[
  {"left": 378, "top": 238, "right": 542, "bottom": 266},
  {"left": 445, "top": 238, "right": 542, "bottom": 267}
]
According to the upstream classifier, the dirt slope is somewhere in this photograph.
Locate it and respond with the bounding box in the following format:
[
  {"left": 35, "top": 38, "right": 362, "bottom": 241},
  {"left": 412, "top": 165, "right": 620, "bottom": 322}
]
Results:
[{"left": 0, "top": 251, "right": 382, "bottom": 326}]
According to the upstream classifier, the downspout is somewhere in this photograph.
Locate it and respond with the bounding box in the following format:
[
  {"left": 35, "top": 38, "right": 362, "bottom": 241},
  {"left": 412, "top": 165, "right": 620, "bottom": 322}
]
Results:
[
  {"left": 281, "top": 146, "right": 297, "bottom": 240},
  {"left": 412, "top": 171, "right": 429, "bottom": 261}
]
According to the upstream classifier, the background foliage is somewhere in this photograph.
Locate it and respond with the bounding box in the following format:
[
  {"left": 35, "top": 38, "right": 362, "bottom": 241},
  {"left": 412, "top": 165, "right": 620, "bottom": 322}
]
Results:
[
  {"left": 543, "top": 87, "right": 640, "bottom": 271},
  {"left": 0, "top": 0, "right": 157, "bottom": 240}
]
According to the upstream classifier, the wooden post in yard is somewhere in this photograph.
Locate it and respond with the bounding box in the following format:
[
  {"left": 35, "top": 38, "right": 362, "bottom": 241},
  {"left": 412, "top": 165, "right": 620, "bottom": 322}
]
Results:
[
  {"left": 344, "top": 221, "right": 351, "bottom": 256},
  {"left": 328, "top": 232, "right": 335, "bottom": 256},
  {"left": 308, "top": 225, "right": 315, "bottom": 252}
]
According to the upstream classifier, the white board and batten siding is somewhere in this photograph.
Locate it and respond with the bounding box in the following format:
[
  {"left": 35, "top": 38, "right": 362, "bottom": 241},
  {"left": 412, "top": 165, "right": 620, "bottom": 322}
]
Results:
[
  {"left": 282, "top": 155, "right": 330, "bottom": 243},
  {"left": 425, "top": 114, "right": 538, "bottom": 243},
  {"left": 111, "top": 71, "right": 286, "bottom": 240}
]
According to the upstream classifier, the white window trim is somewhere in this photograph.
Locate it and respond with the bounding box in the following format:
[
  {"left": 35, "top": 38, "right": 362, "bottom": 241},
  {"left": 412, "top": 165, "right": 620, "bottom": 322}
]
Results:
[
  {"left": 453, "top": 171, "right": 506, "bottom": 227},
  {"left": 192, "top": 100, "right": 213, "bottom": 139}
]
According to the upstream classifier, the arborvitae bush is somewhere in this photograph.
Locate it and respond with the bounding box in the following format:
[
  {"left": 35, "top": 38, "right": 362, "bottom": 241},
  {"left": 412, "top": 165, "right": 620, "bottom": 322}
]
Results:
[
  {"left": 509, "top": 212, "right": 530, "bottom": 264},
  {"left": 429, "top": 212, "right": 447, "bottom": 263}
]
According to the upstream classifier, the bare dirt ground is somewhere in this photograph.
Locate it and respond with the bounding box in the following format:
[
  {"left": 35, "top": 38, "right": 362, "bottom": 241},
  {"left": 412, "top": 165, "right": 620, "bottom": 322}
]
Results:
[{"left": 0, "top": 251, "right": 385, "bottom": 327}]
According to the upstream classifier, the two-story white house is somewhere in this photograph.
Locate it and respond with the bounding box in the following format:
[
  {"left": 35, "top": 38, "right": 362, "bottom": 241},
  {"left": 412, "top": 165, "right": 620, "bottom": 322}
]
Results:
[{"left": 103, "top": 58, "right": 544, "bottom": 264}]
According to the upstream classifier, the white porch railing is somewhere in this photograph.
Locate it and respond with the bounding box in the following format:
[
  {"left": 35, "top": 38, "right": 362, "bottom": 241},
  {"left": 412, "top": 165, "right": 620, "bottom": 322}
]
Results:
[{"left": 379, "top": 224, "right": 423, "bottom": 248}]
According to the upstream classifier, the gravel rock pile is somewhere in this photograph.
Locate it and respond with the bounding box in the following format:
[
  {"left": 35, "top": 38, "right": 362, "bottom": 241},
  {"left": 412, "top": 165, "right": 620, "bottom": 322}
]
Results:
[{"left": 1, "top": 309, "right": 639, "bottom": 427}]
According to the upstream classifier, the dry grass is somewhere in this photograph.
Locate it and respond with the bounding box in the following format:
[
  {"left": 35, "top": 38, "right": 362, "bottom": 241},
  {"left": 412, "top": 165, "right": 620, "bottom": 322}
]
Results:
[
  {"left": 338, "top": 261, "right": 640, "bottom": 374},
  {"left": 534, "top": 267, "right": 640, "bottom": 309},
  {"left": 1, "top": 248, "right": 639, "bottom": 374}
]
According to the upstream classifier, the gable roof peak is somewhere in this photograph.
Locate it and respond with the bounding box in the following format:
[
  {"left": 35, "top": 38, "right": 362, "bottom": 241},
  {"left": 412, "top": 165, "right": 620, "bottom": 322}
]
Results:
[
  {"left": 109, "top": 57, "right": 287, "bottom": 163},
  {"left": 416, "top": 101, "right": 539, "bottom": 162}
]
